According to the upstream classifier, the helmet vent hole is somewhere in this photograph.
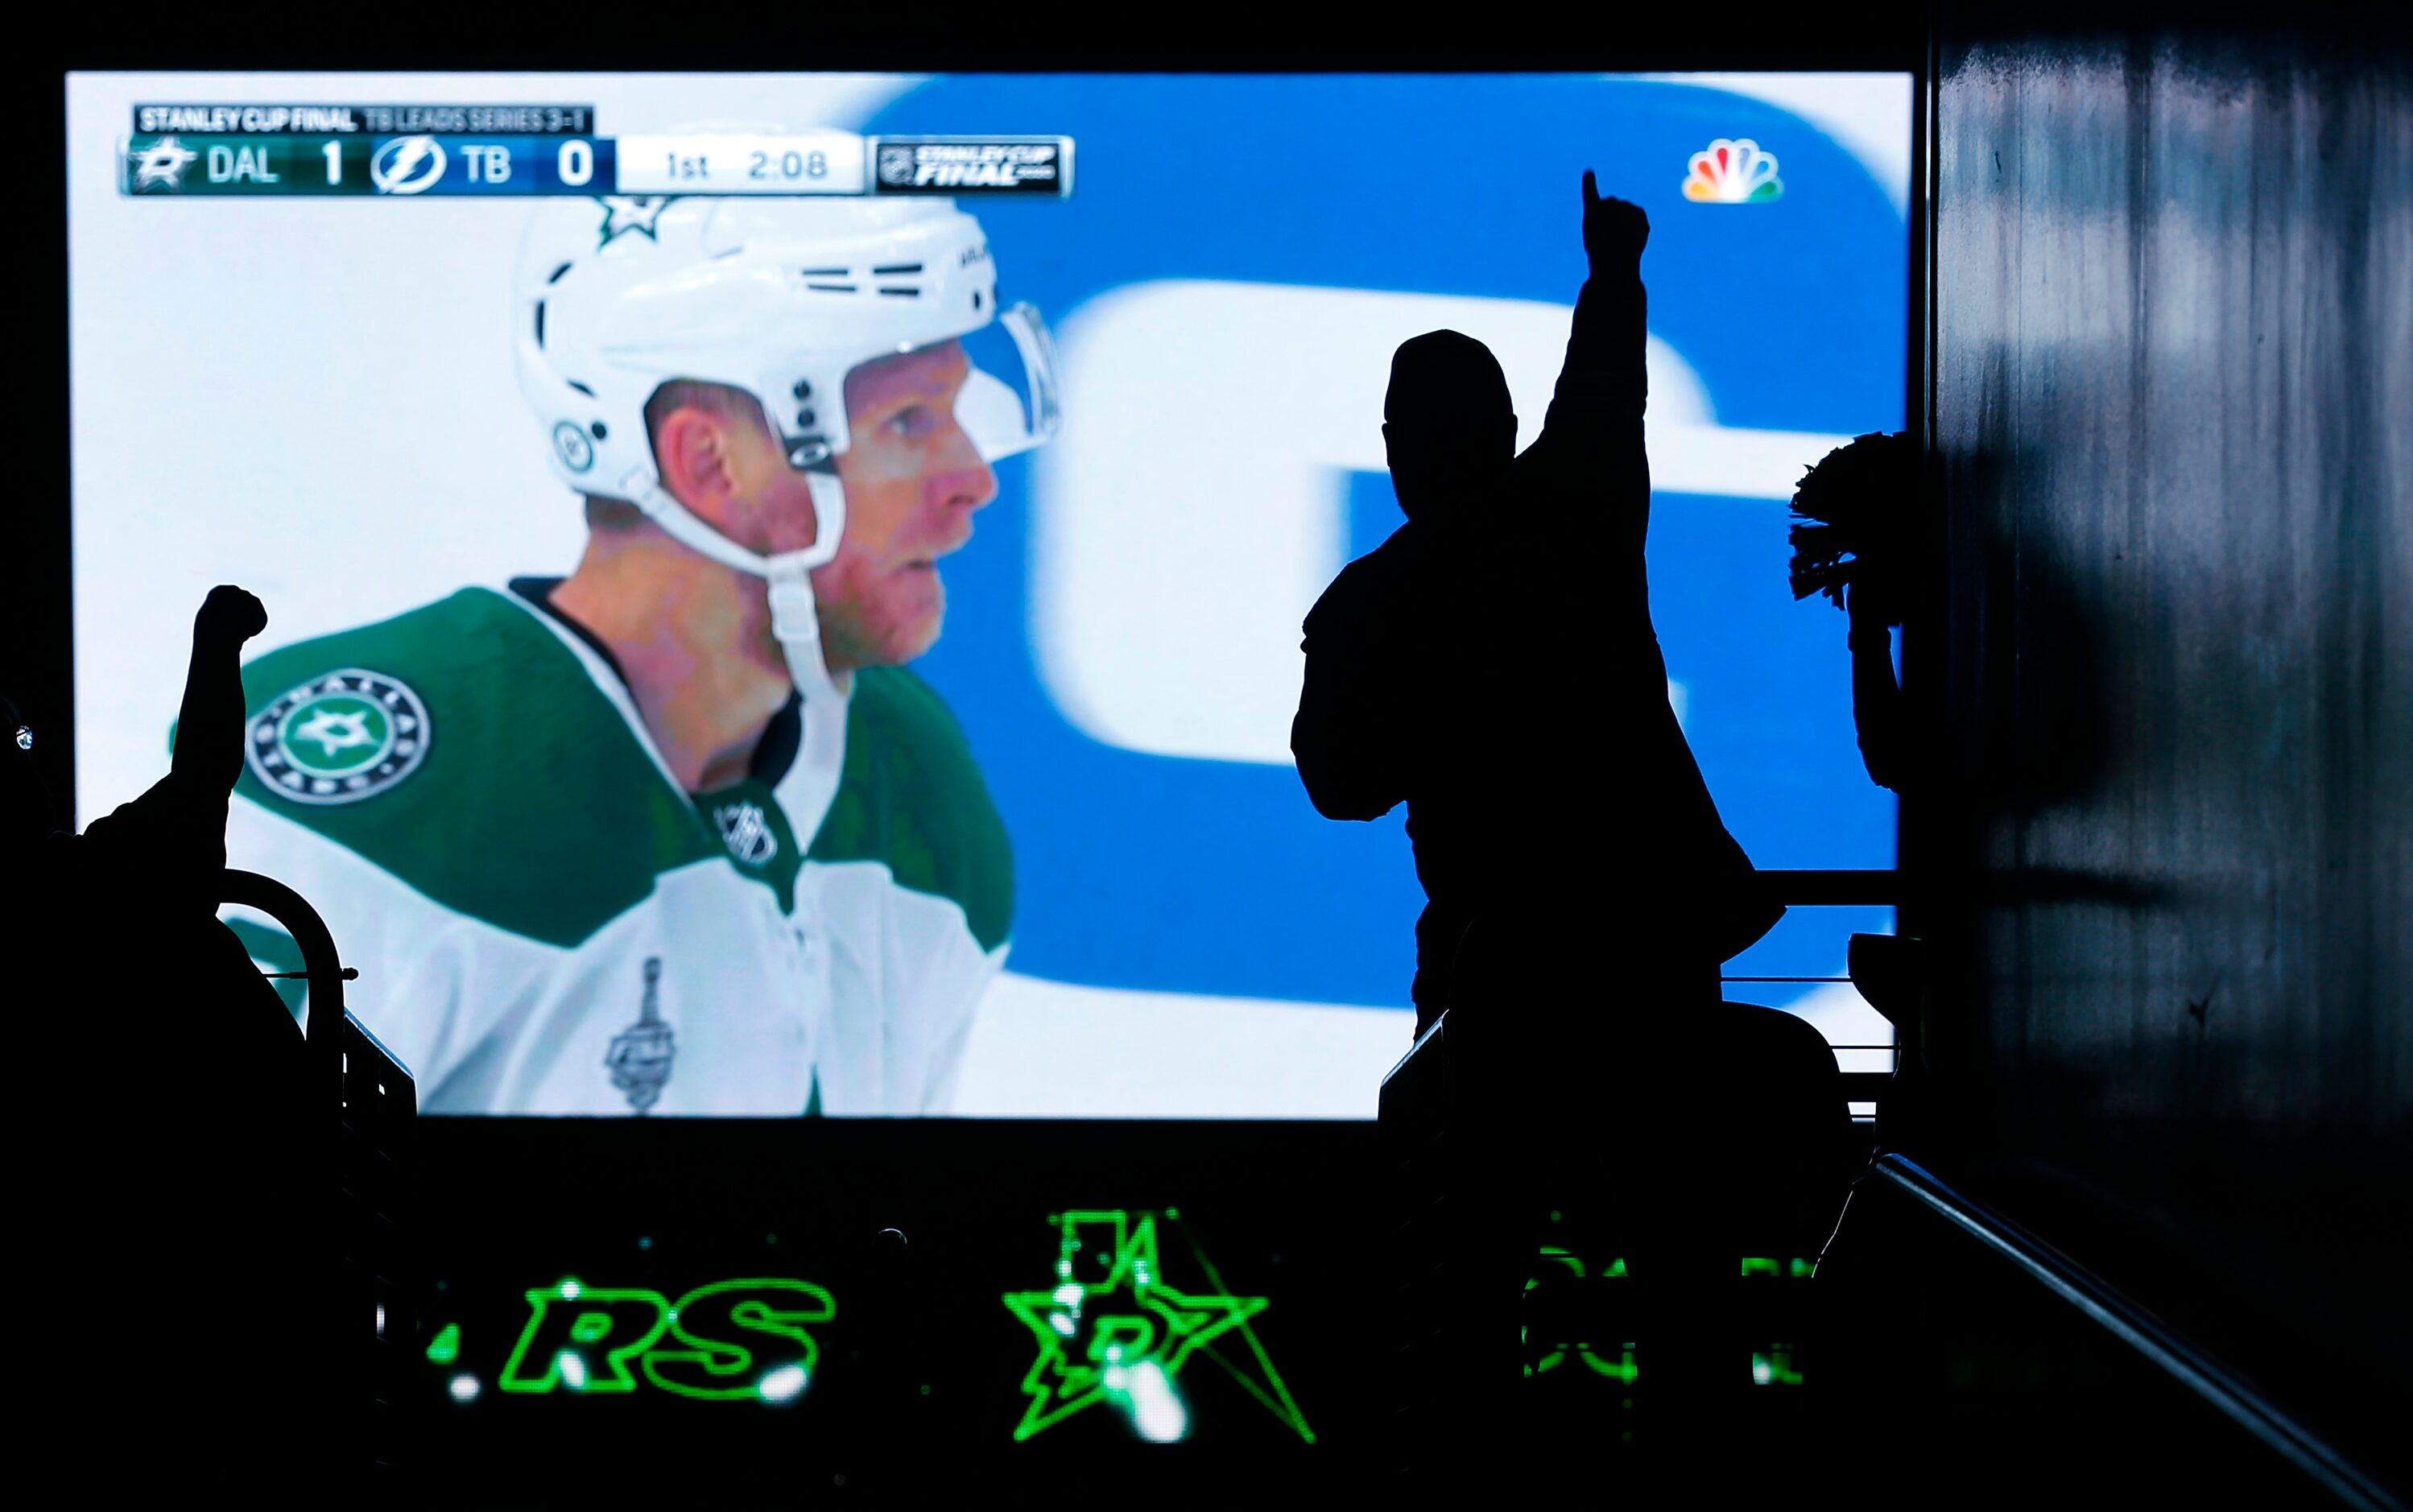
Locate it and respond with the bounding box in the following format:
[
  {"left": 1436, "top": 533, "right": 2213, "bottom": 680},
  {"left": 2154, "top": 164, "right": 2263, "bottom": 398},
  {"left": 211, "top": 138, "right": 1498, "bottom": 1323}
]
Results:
[
  {"left": 877, "top": 287, "right": 920, "bottom": 299},
  {"left": 800, "top": 266, "right": 849, "bottom": 277},
  {"left": 590, "top": 422, "right": 609, "bottom": 440},
  {"left": 805, "top": 283, "right": 857, "bottom": 294},
  {"left": 973, "top": 291, "right": 983, "bottom": 311},
  {"left": 546, "top": 261, "right": 573, "bottom": 286},
  {"left": 533, "top": 301, "right": 546, "bottom": 349},
  {"left": 871, "top": 263, "right": 923, "bottom": 275},
  {"left": 566, "top": 380, "right": 597, "bottom": 399}
]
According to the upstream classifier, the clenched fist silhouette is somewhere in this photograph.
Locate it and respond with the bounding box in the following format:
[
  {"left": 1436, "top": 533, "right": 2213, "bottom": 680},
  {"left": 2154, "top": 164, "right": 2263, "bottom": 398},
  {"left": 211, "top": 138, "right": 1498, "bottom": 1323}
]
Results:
[{"left": 194, "top": 585, "right": 267, "bottom": 647}]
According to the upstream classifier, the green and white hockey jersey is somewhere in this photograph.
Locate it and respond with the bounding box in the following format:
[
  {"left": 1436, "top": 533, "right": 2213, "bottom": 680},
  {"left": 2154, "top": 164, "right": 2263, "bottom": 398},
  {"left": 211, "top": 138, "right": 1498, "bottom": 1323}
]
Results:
[{"left": 217, "top": 581, "right": 1013, "bottom": 1116}]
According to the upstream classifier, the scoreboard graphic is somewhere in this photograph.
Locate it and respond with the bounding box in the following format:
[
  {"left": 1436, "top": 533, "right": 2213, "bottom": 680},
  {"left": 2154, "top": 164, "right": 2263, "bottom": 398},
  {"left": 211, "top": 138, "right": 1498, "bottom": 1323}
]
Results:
[{"left": 121, "top": 103, "right": 1072, "bottom": 198}]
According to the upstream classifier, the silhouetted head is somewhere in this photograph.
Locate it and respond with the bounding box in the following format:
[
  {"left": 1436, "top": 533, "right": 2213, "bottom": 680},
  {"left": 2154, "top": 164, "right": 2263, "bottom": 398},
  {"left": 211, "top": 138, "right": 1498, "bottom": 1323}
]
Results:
[
  {"left": 1787, "top": 430, "right": 1915, "bottom": 625},
  {"left": 1382, "top": 330, "right": 1515, "bottom": 523}
]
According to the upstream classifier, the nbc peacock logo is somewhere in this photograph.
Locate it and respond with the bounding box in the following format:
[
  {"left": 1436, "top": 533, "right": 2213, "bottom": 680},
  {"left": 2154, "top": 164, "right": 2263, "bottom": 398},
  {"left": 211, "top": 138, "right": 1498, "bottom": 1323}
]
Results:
[{"left": 1683, "top": 138, "right": 1783, "bottom": 204}]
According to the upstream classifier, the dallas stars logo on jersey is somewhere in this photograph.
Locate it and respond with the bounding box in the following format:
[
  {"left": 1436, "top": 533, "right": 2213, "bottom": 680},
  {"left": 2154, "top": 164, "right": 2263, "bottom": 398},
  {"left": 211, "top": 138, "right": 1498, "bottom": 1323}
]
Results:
[{"left": 245, "top": 669, "right": 431, "bottom": 805}]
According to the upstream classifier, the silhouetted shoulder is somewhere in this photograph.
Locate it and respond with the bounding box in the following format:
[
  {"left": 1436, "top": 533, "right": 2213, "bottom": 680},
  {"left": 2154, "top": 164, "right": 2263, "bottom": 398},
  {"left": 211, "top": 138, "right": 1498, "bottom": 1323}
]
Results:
[
  {"left": 811, "top": 666, "right": 1014, "bottom": 953},
  {"left": 228, "top": 589, "right": 717, "bottom": 947},
  {"left": 1305, "top": 524, "right": 1427, "bottom": 638}
]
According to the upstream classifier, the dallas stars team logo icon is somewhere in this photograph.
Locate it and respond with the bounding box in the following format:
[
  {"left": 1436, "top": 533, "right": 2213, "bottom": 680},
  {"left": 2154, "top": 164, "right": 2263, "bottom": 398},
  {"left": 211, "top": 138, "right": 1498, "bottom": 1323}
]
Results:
[
  {"left": 597, "top": 196, "right": 671, "bottom": 248},
  {"left": 245, "top": 669, "right": 431, "bottom": 805},
  {"left": 130, "top": 136, "right": 200, "bottom": 192},
  {"left": 1002, "top": 1209, "right": 1313, "bottom": 1444}
]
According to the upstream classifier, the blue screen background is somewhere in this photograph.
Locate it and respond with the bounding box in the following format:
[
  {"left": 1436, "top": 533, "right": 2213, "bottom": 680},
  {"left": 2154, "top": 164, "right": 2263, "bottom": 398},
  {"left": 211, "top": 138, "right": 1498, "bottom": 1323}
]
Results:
[{"left": 869, "top": 76, "right": 1904, "bottom": 1010}]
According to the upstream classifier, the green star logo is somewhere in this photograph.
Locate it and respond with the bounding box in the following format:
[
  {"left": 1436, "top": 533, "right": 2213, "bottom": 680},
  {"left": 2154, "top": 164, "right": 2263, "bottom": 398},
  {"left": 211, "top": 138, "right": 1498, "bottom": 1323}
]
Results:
[
  {"left": 597, "top": 195, "right": 670, "bottom": 248},
  {"left": 287, "top": 700, "right": 386, "bottom": 767},
  {"left": 246, "top": 669, "right": 430, "bottom": 805},
  {"left": 1002, "top": 1209, "right": 1312, "bottom": 1444}
]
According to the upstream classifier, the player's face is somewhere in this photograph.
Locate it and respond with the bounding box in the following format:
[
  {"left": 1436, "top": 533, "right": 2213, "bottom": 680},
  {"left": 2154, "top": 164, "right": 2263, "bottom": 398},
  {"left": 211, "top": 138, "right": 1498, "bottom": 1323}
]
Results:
[{"left": 812, "top": 341, "right": 998, "bottom": 669}]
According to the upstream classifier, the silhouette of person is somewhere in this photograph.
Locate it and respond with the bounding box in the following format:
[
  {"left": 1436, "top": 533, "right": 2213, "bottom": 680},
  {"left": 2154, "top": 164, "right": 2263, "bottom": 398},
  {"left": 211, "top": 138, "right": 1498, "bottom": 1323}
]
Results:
[
  {"left": 1788, "top": 428, "right": 1916, "bottom": 791},
  {"left": 14, "top": 586, "right": 327, "bottom": 1497},
  {"left": 1293, "top": 172, "right": 1784, "bottom": 1477}
]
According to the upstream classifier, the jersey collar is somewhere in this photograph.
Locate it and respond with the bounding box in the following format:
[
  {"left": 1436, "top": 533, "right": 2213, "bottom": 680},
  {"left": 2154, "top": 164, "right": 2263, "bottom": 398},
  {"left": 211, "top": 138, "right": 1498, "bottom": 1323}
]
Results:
[{"left": 506, "top": 576, "right": 806, "bottom": 788}]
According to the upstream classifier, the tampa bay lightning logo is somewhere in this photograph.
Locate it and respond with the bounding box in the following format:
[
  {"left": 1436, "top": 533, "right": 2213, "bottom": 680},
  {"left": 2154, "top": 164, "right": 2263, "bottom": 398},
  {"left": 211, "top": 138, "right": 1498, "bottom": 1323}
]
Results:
[
  {"left": 605, "top": 956, "right": 676, "bottom": 1114},
  {"left": 370, "top": 135, "right": 448, "bottom": 195}
]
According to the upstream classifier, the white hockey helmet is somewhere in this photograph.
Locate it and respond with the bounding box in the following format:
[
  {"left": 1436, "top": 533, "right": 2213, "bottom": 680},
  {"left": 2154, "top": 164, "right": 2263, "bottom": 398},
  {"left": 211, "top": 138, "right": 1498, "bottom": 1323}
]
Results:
[{"left": 514, "top": 188, "right": 1060, "bottom": 697}]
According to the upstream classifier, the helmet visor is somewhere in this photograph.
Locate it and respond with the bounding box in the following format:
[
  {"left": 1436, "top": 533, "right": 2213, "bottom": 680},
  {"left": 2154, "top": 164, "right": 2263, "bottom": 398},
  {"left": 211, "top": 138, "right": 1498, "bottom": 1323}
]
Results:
[
  {"left": 951, "top": 302, "right": 1061, "bottom": 462},
  {"left": 786, "top": 302, "right": 1061, "bottom": 473}
]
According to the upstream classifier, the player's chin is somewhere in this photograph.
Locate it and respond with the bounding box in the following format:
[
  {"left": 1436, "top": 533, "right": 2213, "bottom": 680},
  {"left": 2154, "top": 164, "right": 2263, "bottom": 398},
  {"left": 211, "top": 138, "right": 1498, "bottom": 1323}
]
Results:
[{"left": 871, "top": 599, "right": 946, "bottom": 665}]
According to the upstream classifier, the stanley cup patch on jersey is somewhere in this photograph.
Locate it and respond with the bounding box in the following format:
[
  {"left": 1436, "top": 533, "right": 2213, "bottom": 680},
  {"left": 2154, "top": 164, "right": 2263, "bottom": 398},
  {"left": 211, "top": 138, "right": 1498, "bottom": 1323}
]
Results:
[
  {"left": 605, "top": 956, "right": 676, "bottom": 1113},
  {"left": 245, "top": 668, "right": 431, "bottom": 805}
]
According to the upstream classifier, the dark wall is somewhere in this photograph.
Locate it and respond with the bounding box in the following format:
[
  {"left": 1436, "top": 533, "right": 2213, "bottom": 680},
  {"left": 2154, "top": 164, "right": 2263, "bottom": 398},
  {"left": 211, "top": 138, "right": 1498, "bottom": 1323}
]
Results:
[{"left": 1920, "top": 10, "right": 2411, "bottom": 1456}]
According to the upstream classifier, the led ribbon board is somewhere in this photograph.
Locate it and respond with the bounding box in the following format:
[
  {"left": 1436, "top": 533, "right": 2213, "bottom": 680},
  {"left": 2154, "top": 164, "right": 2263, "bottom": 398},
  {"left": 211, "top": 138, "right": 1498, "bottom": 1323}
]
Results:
[
  {"left": 1002, "top": 1209, "right": 1312, "bottom": 1444},
  {"left": 491, "top": 1277, "right": 835, "bottom": 1401}
]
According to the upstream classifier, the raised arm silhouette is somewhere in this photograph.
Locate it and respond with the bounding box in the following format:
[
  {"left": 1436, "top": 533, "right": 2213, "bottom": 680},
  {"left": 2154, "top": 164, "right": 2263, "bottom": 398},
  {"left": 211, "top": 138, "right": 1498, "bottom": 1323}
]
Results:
[
  {"left": 1294, "top": 171, "right": 1787, "bottom": 1485},
  {"left": 1294, "top": 171, "right": 1781, "bottom": 1039},
  {"left": 18, "top": 585, "right": 328, "bottom": 1498}
]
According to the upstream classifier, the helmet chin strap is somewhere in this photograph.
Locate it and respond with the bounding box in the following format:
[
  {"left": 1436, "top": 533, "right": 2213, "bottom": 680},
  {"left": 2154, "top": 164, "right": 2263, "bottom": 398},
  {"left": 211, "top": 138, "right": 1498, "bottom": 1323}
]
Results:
[{"left": 622, "top": 468, "right": 851, "bottom": 712}]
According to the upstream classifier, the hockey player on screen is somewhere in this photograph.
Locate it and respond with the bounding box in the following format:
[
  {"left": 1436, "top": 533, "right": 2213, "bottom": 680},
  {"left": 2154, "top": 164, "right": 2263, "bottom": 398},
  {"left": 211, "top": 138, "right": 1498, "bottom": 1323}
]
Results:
[{"left": 216, "top": 191, "right": 1060, "bottom": 1114}]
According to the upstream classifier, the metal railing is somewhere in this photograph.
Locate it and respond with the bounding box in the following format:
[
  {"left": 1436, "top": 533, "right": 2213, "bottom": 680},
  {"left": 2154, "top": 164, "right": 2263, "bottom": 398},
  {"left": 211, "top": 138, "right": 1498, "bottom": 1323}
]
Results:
[
  {"left": 223, "top": 869, "right": 350, "bottom": 1088},
  {"left": 1727, "top": 870, "right": 1902, "bottom": 1098},
  {"left": 1749, "top": 869, "right": 1902, "bottom": 907},
  {"left": 222, "top": 868, "right": 415, "bottom": 1490},
  {"left": 1870, "top": 1155, "right": 2403, "bottom": 1512}
]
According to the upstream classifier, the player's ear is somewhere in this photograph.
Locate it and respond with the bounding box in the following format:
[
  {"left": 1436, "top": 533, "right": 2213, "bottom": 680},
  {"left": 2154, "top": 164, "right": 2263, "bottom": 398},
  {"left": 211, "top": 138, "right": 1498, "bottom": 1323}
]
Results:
[{"left": 652, "top": 407, "right": 744, "bottom": 523}]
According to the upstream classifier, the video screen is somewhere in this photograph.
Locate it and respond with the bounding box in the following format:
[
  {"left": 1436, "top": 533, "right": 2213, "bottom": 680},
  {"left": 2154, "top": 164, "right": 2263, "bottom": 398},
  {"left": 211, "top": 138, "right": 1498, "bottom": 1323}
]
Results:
[{"left": 68, "top": 72, "right": 1907, "bottom": 1118}]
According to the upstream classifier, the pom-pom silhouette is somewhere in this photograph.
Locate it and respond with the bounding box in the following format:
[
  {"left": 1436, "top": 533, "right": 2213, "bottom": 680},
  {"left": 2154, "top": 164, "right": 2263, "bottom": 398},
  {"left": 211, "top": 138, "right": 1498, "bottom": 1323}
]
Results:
[{"left": 1788, "top": 431, "right": 1914, "bottom": 617}]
